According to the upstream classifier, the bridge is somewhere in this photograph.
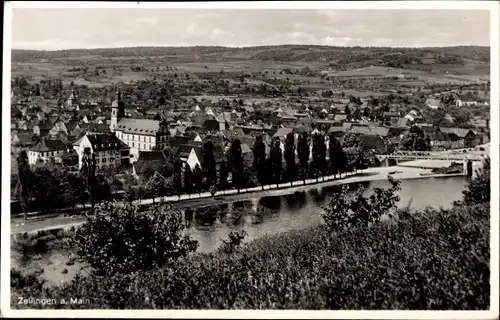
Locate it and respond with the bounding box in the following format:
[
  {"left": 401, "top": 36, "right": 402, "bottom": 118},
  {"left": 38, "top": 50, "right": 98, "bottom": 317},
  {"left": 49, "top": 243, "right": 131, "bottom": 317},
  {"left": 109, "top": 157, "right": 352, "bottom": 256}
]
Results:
[{"left": 375, "top": 151, "right": 486, "bottom": 162}]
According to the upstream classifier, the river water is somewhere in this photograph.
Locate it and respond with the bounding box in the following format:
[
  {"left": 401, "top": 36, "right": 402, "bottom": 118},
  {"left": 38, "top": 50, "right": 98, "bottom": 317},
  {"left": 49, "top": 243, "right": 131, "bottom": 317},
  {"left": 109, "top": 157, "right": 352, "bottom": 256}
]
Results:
[{"left": 183, "top": 176, "right": 467, "bottom": 253}]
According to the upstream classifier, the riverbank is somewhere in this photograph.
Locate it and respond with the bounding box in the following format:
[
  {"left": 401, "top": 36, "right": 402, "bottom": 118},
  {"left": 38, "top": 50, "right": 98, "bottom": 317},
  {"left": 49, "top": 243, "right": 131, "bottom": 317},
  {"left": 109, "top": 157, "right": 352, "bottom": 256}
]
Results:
[
  {"left": 11, "top": 201, "right": 490, "bottom": 310},
  {"left": 11, "top": 166, "right": 465, "bottom": 236}
]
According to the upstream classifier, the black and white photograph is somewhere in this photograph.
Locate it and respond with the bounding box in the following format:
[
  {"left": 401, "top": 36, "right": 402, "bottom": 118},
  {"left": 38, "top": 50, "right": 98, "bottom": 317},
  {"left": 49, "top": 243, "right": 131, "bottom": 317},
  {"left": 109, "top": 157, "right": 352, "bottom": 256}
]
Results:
[{"left": 1, "top": 1, "right": 498, "bottom": 318}]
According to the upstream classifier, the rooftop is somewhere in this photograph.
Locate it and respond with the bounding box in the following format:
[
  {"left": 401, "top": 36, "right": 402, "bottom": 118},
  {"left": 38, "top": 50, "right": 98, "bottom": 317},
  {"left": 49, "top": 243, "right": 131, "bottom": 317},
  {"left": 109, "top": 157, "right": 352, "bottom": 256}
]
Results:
[{"left": 116, "top": 118, "right": 168, "bottom": 136}]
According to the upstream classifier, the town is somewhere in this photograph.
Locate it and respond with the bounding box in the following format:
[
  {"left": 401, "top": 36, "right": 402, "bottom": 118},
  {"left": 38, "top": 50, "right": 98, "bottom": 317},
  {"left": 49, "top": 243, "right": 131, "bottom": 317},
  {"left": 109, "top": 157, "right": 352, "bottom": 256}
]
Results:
[
  {"left": 9, "top": 42, "right": 492, "bottom": 311},
  {"left": 10, "top": 47, "right": 491, "bottom": 216}
]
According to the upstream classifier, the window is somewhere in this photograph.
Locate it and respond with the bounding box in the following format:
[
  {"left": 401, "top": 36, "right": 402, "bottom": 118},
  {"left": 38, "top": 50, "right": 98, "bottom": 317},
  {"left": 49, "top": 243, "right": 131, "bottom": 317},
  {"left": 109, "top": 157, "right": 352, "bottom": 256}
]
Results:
[
  {"left": 96, "top": 159, "right": 100, "bottom": 164},
  {"left": 132, "top": 142, "right": 134, "bottom": 147},
  {"left": 102, "top": 158, "right": 107, "bottom": 163},
  {"left": 149, "top": 137, "right": 151, "bottom": 143}
]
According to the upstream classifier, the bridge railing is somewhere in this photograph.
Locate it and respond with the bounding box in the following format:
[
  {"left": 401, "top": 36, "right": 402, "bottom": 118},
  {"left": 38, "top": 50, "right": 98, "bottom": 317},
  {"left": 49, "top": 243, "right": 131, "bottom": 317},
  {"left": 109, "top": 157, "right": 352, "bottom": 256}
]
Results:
[{"left": 376, "top": 153, "right": 485, "bottom": 161}]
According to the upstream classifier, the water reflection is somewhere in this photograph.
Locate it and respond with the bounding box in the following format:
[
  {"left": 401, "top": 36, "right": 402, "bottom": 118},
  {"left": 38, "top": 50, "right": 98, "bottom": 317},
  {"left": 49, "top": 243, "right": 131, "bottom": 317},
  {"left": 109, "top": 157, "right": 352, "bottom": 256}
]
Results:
[{"left": 182, "top": 177, "right": 466, "bottom": 253}]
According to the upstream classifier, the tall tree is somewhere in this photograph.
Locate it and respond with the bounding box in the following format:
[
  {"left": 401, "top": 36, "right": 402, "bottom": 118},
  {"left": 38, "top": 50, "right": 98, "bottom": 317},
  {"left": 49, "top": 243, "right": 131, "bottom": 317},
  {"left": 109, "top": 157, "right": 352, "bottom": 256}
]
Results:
[
  {"left": 297, "top": 132, "right": 310, "bottom": 181},
  {"left": 312, "top": 133, "right": 327, "bottom": 180},
  {"left": 341, "top": 133, "right": 364, "bottom": 173},
  {"left": 219, "top": 161, "right": 228, "bottom": 190},
  {"left": 183, "top": 165, "right": 193, "bottom": 195},
  {"left": 145, "top": 171, "right": 168, "bottom": 203},
  {"left": 400, "top": 132, "right": 431, "bottom": 151},
  {"left": 80, "top": 148, "right": 97, "bottom": 208},
  {"left": 193, "top": 164, "right": 203, "bottom": 194},
  {"left": 16, "top": 151, "right": 33, "bottom": 220},
  {"left": 328, "top": 134, "right": 348, "bottom": 178},
  {"left": 229, "top": 139, "right": 245, "bottom": 192},
  {"left": 172, "top": 157, "right": 183, "bottom": 197},
  {"left": 268, "top": 137, "right": 283, "bottom": 186},
  {"left": 65, "top": 172, "right": 87, "bottom": 212},
  {"left": 252, "top": 135, "right": 267, "bottom": 188},
  {"left": 202, "top": 141, "right": 217, "bottom": 188},
  {"left": 284, "top": 133, "right": 297, "bottom": 183}
]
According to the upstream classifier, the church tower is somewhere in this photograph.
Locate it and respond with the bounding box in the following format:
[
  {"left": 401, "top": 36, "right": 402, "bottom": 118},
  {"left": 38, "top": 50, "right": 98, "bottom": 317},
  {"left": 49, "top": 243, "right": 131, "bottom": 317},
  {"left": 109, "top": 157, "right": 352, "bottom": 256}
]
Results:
[{"left": 110, "top": 90, "right": 125, "bottom": 132}]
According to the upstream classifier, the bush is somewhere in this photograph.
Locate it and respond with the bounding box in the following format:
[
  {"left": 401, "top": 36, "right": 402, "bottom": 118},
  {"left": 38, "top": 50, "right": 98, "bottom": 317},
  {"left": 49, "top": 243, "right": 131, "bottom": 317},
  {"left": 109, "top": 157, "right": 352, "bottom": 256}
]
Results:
[
  {"left": 462, "top": 157, "right": 490, "bottom": 205},
  {"left": 33, "top": 201, "right": 489, "bottom": 310},
  {"left": 218, "top": 230, "right": 248, "bottom": 254},
  {"left": 321, "top": 177, "right": 401, "bottom": 230},
  {"left": 72, "top": 202, "right": 198, "bottom": 275},
  {"left": 11, "top": 268, "right": 49, "bottom": 309}
]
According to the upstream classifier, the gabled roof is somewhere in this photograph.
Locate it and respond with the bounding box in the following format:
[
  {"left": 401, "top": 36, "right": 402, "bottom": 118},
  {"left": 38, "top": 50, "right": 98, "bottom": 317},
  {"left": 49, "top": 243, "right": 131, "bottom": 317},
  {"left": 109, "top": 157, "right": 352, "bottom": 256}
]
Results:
[
  {"left": 241, "top": 143, "right": 252, "bottom": 154},
  {"left": 350, "top": 126, "right": 390, "bottom": 137},
  {"left": 439, "top": 127, "right": 476, "bottom": 138},
  {"left": 13, "top": 132, "right": 35, "bottom": 145},
  {"left": 73, "top": 132, "right": 130, "bottom": 151},
  {"left": 396, "top": 117, "right": 410, "bottom": 127},
  {"left": 328, "top": 126, "right": 346, "bottom": 133},
  {"left": 31, "top": 139, "right": 67, "bottom": 152},
  {"left": 134, "top": 151, "right": 168, "bottom": 175},
  {"left": 426, "top": 98, "right": 441, "bottom": 106},
  {"left": 273, "top": 127, "right": 293, "bottom": 138},
  {"left": 116, "top": 118, "right": 167, "bottom": 136}
]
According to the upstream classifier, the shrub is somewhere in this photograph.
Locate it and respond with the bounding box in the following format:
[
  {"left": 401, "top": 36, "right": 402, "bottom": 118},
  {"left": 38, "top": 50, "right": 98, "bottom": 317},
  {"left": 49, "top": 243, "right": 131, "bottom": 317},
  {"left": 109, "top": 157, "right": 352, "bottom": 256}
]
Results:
[
  {"left": 218, "top": 230, "right": 248, "bottom": 254},
  {"left": 11, "top": 268, "right": 49, "bottom": 309},
  {"left": 36, "top": 202, "right": 489, "bottom": 310},
  {"left": 321, "top": 177, "right": 401, "bottom": 230},
  {"left": 462, "top": 157, "right": 490, "bottom": 205},
  {"left": 72, "top": 202, "right": 198, "bottom": 275}
]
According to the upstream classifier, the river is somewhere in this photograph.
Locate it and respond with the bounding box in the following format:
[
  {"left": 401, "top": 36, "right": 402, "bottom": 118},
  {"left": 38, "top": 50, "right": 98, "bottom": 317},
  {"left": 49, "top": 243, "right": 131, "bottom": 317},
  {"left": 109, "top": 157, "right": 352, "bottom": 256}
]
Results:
[{"left": 183, "top": 176, "right": 468, "bottom": 253}]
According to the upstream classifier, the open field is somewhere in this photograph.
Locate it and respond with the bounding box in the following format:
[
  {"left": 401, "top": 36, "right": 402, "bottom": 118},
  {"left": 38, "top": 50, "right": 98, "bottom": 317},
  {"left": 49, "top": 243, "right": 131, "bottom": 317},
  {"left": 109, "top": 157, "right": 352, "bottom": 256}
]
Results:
[{"left": 11, "top": 45, "right": 489, "bottom": 91}]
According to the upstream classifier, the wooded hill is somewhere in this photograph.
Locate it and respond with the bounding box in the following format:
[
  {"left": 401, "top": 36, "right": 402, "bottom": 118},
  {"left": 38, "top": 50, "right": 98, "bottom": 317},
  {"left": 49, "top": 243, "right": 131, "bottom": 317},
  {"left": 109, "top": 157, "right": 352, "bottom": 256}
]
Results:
[{"left": 12, "top": 45, "right": 490, "bottom": 68}]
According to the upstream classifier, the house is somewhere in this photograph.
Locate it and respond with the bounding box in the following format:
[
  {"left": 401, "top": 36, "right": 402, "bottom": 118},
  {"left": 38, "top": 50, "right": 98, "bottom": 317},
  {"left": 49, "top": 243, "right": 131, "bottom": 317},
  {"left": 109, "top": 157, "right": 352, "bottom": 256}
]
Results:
[
  {"left": 28, "top": 139, "right": 68, "bottom": 165},
  {"left": 272, "top": 127, "right": 293, "bottom": 139},
  {"left": 439, "top": 128, "right": 481, "bottom": 148},
  {"left": 456, "top": 93, "right": 479, "bottom": 107},
  {"left": 33, "top": 121, "right": 52, "bottom": 137},
  {"left": 133, "top": 150, "right": 169, "bottom": 177},
  {"left": 396, "top": 117, "right": 410, "bottom": 128},
  {"left": 428, "top": 131, "right": 450, "bottom": 151},
  {"left": 426, "top": 98, "right": 443, "bottom": 110},
  {"left": 12, "top": 132, "right": 36, "bottom": 148},
  {"left": 382, "top": 111, "right": 401, "bottom": 125},
  {"left": 349, "top": 126, "right": 390, "bottom": 138},
  {"left": 174, "top": 144, "right": 202, "bottom": 169},
  {"left": 72, "top": 132, "right": 131, "bottom": 169},
  {"left": 60, "top": 149, "right": 79, "bottom": 172}
]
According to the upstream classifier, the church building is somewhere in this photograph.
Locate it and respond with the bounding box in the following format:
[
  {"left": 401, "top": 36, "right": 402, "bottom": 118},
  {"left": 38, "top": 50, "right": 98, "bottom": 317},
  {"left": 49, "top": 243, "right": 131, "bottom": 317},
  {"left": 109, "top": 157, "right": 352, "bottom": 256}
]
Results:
[{"left": 110, "top": 91, "right": 170, "bottom": 162}]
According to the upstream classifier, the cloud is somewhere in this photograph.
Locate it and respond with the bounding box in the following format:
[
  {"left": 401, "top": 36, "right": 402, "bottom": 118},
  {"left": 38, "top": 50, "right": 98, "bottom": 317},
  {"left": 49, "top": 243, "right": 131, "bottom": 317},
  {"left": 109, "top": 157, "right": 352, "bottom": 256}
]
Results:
[{"left": 11, "top": 8, "right": 490, "bottom": 50}]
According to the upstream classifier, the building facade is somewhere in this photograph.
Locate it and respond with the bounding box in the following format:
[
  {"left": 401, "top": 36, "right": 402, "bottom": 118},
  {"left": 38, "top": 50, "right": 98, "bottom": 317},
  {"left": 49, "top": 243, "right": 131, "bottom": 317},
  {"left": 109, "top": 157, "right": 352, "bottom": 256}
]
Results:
[
  {"left": 109, "top": 91, "right": 170, "bottom": 162},
  {"left": 72, "top": 132, "right": 131, "bottom": 170},
  {"left": 28, "top": 139, "right": 67, "bottom": 165}
]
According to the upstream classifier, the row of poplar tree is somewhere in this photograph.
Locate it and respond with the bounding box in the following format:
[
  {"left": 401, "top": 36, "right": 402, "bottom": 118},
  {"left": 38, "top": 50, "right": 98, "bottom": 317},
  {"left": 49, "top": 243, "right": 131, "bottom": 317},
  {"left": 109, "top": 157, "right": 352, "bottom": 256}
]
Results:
[{"left": 174, "top": 131, "right": 364, "bottom": 196}]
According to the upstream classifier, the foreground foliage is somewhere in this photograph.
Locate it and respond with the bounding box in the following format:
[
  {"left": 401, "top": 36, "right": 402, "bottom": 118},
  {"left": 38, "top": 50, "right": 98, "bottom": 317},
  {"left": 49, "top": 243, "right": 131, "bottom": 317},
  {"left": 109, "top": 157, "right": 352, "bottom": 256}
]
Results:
[
  {"left": 73, "top": 203, "right": 198, "bottom": 275},
  {"left": 11, "top": 158, "right": 490, "bottom": 309},
  {"left": 12, "top": 200, "right": 489, "bottom": 310}
]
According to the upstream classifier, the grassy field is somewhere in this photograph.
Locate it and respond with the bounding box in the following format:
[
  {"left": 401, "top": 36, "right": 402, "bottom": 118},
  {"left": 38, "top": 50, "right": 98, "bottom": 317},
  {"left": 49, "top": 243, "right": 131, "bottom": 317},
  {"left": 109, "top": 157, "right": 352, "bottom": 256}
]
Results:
[{"left": 12, "top": 55, "right": 488, "bottom": 91}]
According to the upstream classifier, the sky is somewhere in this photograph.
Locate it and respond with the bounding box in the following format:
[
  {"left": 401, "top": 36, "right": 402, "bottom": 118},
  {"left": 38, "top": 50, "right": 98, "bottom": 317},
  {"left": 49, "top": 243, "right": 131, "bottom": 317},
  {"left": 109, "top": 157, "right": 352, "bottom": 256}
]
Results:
[{"left": 11, "top": 8, "right": 490, "bottom": 50}]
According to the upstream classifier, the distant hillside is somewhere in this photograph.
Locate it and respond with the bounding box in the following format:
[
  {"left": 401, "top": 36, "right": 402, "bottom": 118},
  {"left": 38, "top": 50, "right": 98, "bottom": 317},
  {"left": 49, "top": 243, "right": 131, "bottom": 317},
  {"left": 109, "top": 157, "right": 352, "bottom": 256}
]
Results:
[{"left": 11, "top": 45, "right": 489, "bottom": 68}]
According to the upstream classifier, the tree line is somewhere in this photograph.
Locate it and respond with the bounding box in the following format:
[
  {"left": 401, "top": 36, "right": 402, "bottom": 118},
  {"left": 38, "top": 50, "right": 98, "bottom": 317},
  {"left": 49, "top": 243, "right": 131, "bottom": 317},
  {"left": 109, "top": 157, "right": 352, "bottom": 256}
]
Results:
[
  {"left": 174, "top": 132, "right": 367, "bottom": 196},
  {"left": 13, "top": 131, "right": 371, "bottom": 217}
]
